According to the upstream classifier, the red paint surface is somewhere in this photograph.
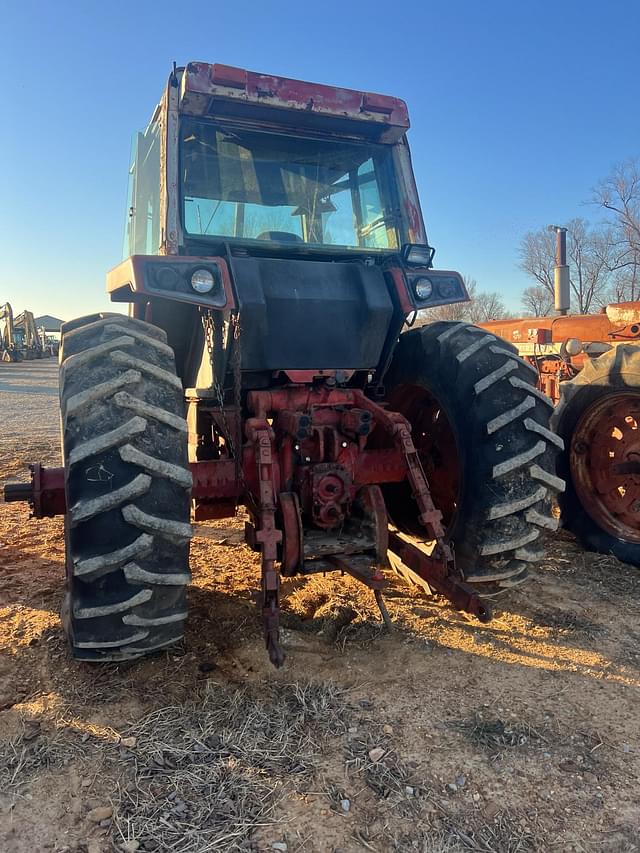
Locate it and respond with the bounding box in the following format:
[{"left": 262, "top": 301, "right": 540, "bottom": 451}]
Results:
[{"left": 183, "top": 62, "right": 409, "bottom": 129}]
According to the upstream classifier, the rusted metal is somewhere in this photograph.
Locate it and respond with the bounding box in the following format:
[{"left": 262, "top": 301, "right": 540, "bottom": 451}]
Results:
[
  {"left": 158, "top": 71, "right": 180, "bottom": 256},
  {"left": 192, "top": 498, "right": 237, "bottom": 521},
  {"left": 247, "top": 420, "right": 285, "bottom": 668},
  {"left": 387, "top": 385, "right": 460, "bottom": 524},
  {"left": 6, "top": 380, "right": 493, "bottom": 632},
  {"left": 327, "top": 555, "right": 387, "bottom": 590},
  {"left": 191, "top": 459, "right": 242, "bottom": 499},
  {"left": 180, "top": 63, "right": 410, "bottom": 143},
  {"left": 388, "top": 530, "right": 492, "bottom": 623},
  {"left": 247, "top": 386, "right": 356, "bottom": 419},
  {"left": 482, "top": 304, "right": 640, "bottom": 354},
  {"left": 280, "top": 491, "right": 303, "bottom": 576},
  {"left": 4, "top": 446, "right": 407, "bottom": 519},
  {"left": 355, "top": 484, "right": 389, "bottom": 565},
  {"left": 303, "top": 464, "right": 352, "bottom": 529},
  {"left": 374, "top": 589, "right": 394, "bottom": 630},
  {"left": 570, "top": 392, "right": 640, "bottom": 543},
  {"left": 480, "top": 302, "right": 640, "bottom": 412},
  {"left": 353, "top": 449, "right": 406, "bottom": 485},
  {"left": 350, "top": 390, "right": 453, "bottom": 564},
  {"left": 3, "top": 464, "right": 65, "bottom": 518}
]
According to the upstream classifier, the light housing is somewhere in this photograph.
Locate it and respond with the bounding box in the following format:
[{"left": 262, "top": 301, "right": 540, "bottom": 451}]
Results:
[
  {"left": 406, "top": 269, "right": 469, "bottom": 309},
  {"left": 402, "top": 243, "right": 435, "bottom": 267},
  {"left": 107, "top": 256, "right": 234, "bottom": 310},
  {"left": 191, "top": 269, "right": 215, "bottom": 293}
]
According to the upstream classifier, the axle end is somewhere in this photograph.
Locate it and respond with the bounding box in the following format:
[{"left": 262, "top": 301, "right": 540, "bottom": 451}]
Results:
[{"left": 3, "top": 481, "right": 34, "bottom": 503}]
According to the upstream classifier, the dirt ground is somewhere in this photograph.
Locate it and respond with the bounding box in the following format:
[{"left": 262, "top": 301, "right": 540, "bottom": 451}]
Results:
[{"left": 0, "top": 359, "right": 639, "bottom": 853}]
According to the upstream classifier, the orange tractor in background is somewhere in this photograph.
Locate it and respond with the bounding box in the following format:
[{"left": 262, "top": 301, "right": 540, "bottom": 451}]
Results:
[{"left": 482, "top": 227, "right": 640, "bottom": 566}]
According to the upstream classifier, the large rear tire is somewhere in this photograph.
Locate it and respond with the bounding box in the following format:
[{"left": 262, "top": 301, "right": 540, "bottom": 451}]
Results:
[
  {"left": 552, "top": 344, "right": 640, "bottom": 565},
  {"left": 59, "top": 315, "right": 192, "bottom": 661},
  {"left": 384, "top": 321, "right": 564, "bottom": 589}
]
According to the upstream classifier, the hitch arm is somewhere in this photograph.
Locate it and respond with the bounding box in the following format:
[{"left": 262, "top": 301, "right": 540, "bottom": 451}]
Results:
[
  {"left": 245, "top": 420, "right": 285, "bottom": 668},
  {"left": 389, "top": 530, "right": 491, "bottom": 622}
]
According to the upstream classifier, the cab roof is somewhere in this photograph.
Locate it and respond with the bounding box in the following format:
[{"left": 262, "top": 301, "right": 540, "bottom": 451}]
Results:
[{"left": 179, "top": 62, "right": 410, "bottom": 143}]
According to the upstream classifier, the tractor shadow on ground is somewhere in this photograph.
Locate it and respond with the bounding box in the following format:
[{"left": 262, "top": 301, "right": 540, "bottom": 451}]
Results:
[
  {"left": 2, "top": 516, "right": 639, "bottom": 720},
  {"left": 0, "top": 547, "right": 63, "bottom": 612}
]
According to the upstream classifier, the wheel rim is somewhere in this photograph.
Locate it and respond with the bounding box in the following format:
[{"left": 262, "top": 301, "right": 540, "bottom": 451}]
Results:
[
  {"left": 387, "top": 384, "right": 460, "bottom": 528},
  {"left": 571, "top": 391, "right": 640, "bottom": 543}
]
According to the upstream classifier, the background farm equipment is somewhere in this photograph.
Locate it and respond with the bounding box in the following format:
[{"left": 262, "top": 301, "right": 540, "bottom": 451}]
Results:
[
  {"left": 34, "top": 315, "right": 64, "bottom": 357},
  {"left": 3, "top": 62, "right": 562, "bottom": 665},
  {"left": 1, "top": 302, "right": 20, "bottom": 362},
  {"left": 2, "top": 305, "right": 49, "bottom": 361},
  {"left": 13, "top": 310, "right": 45, "bottom": 359},
  {"left": 482, "top": 228, "right": 640, "bottom": 565}
]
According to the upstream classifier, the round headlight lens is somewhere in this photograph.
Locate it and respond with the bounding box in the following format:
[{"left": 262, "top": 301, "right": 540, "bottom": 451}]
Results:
[
  {"left": 191, "top": 269, "right": 215, "bottom": 294},
  {"left": 564, "top": 337, "right": 583, "bottom": 357},
  {"left": 414, "top": 277, "right": 433, "bottom": 301}
]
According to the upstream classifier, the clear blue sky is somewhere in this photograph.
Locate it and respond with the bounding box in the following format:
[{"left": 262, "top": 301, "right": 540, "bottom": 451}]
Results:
[{"left": 1, "top": 0, "right": 638, "bottom": 319}]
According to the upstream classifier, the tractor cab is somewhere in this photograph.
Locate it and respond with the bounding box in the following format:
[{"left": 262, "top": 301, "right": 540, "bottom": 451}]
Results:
[{"left": 109, "top": 63, "right": 469, "bottom": 391}]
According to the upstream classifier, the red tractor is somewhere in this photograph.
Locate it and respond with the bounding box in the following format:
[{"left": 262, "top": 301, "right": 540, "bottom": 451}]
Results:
[{"left": 4, "top": 63, "right": 561, "bottom": 665}]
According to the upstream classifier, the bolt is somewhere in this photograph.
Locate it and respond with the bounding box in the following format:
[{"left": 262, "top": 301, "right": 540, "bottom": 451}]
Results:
[
  {"left": 305, "top": 456, "right": 311, "bottom": 463},
  {"left": 574, "top": 441, "right": 588, "bottom": 454},
  {"left": 341, "top": 441, "right": 348, "bottom": 448},
  {"left": 294, "top": 444, "right": 300, "bottom": 451}
]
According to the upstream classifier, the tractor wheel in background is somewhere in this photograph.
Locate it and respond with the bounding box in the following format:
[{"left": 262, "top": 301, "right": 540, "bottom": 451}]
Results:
[
  {"left": 59, "top": 314, "right": 192, "bottom": 661},
  {"left": 552, "top": 344, "right": 640, "bottom": 565},
  {"left": 384, "top": 320, "right": 564, "bottom": 590}
]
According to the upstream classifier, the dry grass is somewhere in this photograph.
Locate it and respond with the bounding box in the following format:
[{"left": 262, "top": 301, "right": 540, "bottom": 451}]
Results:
[
  {"left": 0, "top": 680, "right": 432, "bottom": 852},
  {"left": 0, "top": 720, "right": 82, "bottom": 795},
  {"left": 450, "top": 711, "right": 551, "bottom": 761},
  {"left": 104, "top": 680, "right": 353, "bottom": 851}
]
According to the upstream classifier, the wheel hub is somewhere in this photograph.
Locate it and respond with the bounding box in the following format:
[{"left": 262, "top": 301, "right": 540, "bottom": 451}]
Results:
[{"left": 571, "top": 392, "right": 640, "bottom": 542}]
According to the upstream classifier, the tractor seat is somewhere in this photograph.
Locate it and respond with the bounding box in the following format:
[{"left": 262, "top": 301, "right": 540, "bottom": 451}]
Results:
[{"left": 256, "top": 231, "right": 303, "bottom": 243}]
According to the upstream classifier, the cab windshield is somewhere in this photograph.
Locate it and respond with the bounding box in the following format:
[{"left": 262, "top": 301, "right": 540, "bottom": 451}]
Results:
[{"left": 180, "top": 119, "right": 399, "bottom": 250}]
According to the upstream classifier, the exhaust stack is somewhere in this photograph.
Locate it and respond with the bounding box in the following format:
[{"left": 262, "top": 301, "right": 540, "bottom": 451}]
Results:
[{"left": 549, "top": 225, "right": 570, "bottom": 315}]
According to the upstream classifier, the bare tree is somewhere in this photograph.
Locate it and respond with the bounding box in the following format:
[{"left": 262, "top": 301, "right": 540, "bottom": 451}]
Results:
[
  {"left": 567, "top": 218, "right": 616, "bottom": 312},
  {"left": 519, "top": 218, "right": 613, "bottom": 313},
  {"left": 468, "top": 291, "right": 510, "bottom": 323},
  {"left": 593, "top": 159, "right": 640, "bottom": 255},
  {"left": 518, "top": 228, "right": 556, "bottom": 298},
  {"left": 607, "top": 262, "right": 640, "bottom": 303},
  {"left": 522, "top": 284, "right": 554, "bottom": 316},
  {"left": 592, "top": 159, "right": 640, "bottom": 300}
]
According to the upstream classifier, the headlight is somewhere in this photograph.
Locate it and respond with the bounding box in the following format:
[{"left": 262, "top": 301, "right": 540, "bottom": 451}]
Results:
[
  {"left": 414, "top": 277, "right": 433, "bottom": 301},
  {"left": 563, "top": 337, "right": 583, "bottom": 357},
  {"left": 191, "top": 269, "right": 215, "bottom": 294}
]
